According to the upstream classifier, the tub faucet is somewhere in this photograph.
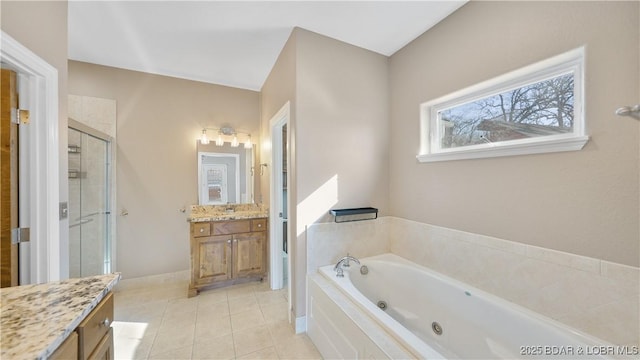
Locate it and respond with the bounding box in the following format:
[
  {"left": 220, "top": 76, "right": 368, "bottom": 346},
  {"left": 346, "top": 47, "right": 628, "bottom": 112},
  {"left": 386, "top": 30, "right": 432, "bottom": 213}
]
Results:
[{"left": 334, "top": 255, "right": 360, "bottom": 277}]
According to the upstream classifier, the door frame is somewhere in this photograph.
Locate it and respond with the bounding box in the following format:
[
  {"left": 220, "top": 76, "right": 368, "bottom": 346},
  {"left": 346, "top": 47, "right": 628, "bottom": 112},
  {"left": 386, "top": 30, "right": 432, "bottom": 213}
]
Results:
[
  {"left": 269, "top": 102, "right": 290, "bottom": 292},
  {"left": 1, "top": 31, "right": 60, "bottom": 283}
]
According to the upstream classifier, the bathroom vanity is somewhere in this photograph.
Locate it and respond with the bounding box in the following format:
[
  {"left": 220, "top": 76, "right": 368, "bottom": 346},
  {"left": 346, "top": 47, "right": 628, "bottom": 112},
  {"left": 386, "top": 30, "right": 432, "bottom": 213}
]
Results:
[
  {"left": 188, "top": 205, "right": 268, "bottom": 297},
  {"left": 0, "top": 273, "right": 120, "bottom": 360}
]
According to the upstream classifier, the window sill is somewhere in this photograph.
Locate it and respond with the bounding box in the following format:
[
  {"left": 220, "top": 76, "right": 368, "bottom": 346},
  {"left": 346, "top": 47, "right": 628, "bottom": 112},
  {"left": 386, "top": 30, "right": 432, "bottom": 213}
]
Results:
[{"left": 417, "top": 135, "right": 589, "bottom": 163}]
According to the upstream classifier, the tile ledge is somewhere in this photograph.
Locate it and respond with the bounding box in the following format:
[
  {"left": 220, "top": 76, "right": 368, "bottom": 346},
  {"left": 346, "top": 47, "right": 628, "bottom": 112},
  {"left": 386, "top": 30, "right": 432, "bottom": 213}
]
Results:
[{"left": 387, "top": 216, "right": 639, "bottom": 280}]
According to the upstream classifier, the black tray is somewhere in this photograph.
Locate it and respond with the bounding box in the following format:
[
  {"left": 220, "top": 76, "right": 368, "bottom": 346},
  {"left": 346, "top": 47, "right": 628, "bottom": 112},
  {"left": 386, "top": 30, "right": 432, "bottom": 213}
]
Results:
[{"left": 329, "top": 207, "right": 378, "bottom": 223}]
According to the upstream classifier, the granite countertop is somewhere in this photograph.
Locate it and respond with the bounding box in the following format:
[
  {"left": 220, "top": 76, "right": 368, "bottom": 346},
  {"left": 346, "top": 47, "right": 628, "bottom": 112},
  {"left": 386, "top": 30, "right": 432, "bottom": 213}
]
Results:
[
  {"left": 0, "top": 273, "right": 121, "bottom": 360},
  {"left": 188, "top": 204, "right": 268, "bottom": 222}
]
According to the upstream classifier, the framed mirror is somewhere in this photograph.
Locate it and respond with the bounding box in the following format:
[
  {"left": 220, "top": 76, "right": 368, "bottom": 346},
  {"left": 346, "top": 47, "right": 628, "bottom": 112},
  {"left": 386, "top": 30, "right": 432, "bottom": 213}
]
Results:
[{"left": 197, "top": 142, "right": 254, "bottom": 204}]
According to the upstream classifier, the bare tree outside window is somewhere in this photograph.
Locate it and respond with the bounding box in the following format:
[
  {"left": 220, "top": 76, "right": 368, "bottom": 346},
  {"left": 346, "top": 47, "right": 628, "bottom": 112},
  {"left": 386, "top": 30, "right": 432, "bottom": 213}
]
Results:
[
  {"left": 439, "top": 73, "right": 574, "bottom": 148},
  {"left": 419, "top": 47, "right": 586, "bottom": 162}
]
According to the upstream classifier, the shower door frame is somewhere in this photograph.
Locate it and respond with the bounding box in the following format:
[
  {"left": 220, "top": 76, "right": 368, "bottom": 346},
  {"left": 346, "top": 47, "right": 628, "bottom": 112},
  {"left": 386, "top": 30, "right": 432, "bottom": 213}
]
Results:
[{"left": 68, "top": 119, "right": 116, "bottom": 275}]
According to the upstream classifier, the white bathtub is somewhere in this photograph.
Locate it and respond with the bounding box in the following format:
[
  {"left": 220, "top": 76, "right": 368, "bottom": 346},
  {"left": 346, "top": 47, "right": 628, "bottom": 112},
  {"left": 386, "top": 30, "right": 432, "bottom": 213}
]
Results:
[{"left": 312, "top": 253, "right": 623, "bottom": 359}]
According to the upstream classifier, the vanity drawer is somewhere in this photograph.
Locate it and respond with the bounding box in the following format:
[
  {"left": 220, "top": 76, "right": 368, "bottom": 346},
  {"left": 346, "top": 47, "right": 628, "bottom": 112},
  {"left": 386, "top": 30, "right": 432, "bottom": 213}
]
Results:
[
  {"left": 251, "top": 219, "right": 267, "bottom": 232},
  {"left": 192, "top": 223, "right": 211, "bottom": 237},
  {"left": 50, "top": 332, "right": 78, "bottom": 360},
  {"left": 213, "top": 220, "right": 251, "bottom": 235},
  {"left": 77, "top": 292, "right": 114, "bottom": 360}
]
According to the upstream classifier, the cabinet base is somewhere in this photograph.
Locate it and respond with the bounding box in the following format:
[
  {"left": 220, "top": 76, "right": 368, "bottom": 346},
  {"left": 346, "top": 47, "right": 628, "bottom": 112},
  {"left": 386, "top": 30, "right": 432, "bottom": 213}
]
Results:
[{"left": 188, "top": 275, "right": 265, "bottom": 297}]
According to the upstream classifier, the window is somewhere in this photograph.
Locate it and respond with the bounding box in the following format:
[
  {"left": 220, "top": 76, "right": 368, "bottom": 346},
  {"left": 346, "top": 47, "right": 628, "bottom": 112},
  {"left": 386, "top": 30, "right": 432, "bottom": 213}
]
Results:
[
  {"left": 198, "top": 152, "right": 240, "bottom": 205},
  {"left": 204, "top": 164, "right": 227, "bottom": 204},
  {"left": 418, "top": 47, "right": 588, "bottom": 162}
]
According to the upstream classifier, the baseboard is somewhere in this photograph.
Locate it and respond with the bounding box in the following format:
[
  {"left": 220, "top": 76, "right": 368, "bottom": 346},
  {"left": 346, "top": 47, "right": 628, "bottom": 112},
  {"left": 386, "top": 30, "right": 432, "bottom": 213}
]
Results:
[
  {"left": 295, "top": 315, "right": 307, "bottom": 334},
  {"left": 114, "top": 270, "right": 190, "bottom": 291}
]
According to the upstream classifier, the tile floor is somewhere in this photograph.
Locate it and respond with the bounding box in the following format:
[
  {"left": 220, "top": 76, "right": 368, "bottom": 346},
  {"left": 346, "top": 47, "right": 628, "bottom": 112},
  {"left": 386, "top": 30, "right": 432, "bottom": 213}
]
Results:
[{"left": 112, "top": 279, "right": 322, "bottom": 359}]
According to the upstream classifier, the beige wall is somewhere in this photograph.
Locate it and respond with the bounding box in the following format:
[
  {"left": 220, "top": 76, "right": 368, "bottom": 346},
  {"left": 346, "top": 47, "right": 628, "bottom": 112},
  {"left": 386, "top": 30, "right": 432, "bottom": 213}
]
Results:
[
  {"left": 293, "top": 29, "right": 389, "bottom": 317},
  {"left": 68, "top": 61, "right": 260, "bottom": 278},
  {"left": 389, "top": 1, "right": 640, "bottom": 267},
  {"left": 260, "top": 31, "right": 298, "bottom": 207},
  {"left": 1, "top": 1, "right": 70, "bottom": 277},
  {"left": 260, "top": 28, "right": 390, "bottom": 320},
  {"left": 259, "top": 30, "right": 298, "bottom": 320}
]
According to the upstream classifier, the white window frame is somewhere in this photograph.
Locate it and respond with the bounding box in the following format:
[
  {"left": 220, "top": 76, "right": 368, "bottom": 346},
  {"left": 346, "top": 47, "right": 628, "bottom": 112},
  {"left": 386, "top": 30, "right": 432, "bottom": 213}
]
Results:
[{"left": 418, "top": 47, "right": 588, "bottom": 163}]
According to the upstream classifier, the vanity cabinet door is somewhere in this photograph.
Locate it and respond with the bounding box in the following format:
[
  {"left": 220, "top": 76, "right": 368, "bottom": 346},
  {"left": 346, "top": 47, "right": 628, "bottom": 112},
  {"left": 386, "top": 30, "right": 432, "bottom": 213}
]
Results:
[
  {"left": 87, "top": 328, "right": 113, "bottom": 360},
  {"left": 196, "top": 235, "right": 232, "bottom": 284},
  {"left": 233, "top": 232, "right": 266, "bottom": 278}
]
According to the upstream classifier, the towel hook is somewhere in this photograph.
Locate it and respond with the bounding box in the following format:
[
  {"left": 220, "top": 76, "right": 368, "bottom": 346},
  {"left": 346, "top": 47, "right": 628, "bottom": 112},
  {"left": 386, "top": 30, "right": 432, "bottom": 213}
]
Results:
[{"left": 615, "top": 104, "right": 640, "bottom": 119}]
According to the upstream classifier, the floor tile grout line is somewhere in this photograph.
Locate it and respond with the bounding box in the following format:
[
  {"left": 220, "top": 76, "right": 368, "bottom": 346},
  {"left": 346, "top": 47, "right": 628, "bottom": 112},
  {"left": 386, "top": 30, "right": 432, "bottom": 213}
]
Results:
[
  {"left": 146, "top": 298, "right": 170, "bottom": 360},
  {"left": 226, "top": 288, "right": 239, "bottom": 360}
]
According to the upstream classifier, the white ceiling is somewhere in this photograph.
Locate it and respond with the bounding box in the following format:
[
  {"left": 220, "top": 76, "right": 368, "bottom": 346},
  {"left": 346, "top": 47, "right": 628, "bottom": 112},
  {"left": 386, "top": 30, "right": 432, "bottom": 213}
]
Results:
[{"left": 68, "top": 1, "right": 466, "bottom": 91}]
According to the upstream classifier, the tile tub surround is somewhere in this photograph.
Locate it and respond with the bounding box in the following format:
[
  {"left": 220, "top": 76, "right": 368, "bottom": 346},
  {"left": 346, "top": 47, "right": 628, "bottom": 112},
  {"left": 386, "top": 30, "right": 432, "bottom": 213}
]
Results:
[
  {"left": 0, "top": 273, "right": 121, "bottom": 359},
  {"left": 188, "top": 204, "right": 268, "bottom": 222},
  {"left": 306, "top": 216, "right": 639, "bottom": 347},
  {"left": 306, "top": 217, "right": 391, "bottom": 273}
]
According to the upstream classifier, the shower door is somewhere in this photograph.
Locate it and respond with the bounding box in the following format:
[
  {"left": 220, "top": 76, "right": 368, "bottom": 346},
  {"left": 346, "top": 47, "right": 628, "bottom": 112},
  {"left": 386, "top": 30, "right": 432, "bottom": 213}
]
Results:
[{"left": 68, "top": 125, "right": 112, "bottom": 277}]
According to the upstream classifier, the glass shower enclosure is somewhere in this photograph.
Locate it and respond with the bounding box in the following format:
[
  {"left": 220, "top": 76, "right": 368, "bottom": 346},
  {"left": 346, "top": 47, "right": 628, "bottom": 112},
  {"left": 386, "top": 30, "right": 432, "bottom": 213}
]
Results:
[{"left": 68, "top": 123, "right": 112, "bottom": 277}]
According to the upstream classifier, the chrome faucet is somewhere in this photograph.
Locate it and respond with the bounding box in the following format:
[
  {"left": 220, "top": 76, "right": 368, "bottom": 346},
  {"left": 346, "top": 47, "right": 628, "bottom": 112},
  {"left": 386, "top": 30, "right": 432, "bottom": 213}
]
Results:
[{"left": 334, "top": 254, "right": 360, "bottom": 277}]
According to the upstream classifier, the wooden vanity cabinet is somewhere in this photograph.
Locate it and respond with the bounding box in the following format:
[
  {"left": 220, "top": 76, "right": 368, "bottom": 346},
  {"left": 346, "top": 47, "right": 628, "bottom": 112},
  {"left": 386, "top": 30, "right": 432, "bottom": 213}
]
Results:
[
  {"left": 50, "top": 332, "right": 78, "bottom": 360},
  {"left": 189, "top": 218, "right": 267, "bottom": 297},
  {"left": 77, "top": 292, "right": 114, "bottom": 360},
  {"left": 49, "top": 292, "right": 114, "bottom": 360}
]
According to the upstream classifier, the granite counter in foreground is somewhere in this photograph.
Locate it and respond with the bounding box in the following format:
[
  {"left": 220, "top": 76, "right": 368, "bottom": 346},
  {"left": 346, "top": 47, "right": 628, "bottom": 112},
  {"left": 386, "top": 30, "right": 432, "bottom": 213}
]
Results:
[{"left": 0, "top": 273, "right": 121, "bottom": 360}]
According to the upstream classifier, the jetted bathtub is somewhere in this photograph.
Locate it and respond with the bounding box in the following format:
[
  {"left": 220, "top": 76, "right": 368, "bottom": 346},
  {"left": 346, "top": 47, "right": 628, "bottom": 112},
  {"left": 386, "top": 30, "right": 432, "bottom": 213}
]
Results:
[{"left": 309, "top": 253, "right": 628, "bottom": 359}]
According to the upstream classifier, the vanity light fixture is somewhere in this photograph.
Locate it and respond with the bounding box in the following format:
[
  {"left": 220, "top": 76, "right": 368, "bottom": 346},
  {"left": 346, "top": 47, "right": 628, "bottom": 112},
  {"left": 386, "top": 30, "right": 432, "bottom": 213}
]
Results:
[
  {"left": 200, "top": 129, "right": 210, "bottom": 145},
  {"left": 215, "top": 133, "right": 224, "bottom": 146},
  {"left": 199, "top": 126, "right": 253, "bottom": 148}
]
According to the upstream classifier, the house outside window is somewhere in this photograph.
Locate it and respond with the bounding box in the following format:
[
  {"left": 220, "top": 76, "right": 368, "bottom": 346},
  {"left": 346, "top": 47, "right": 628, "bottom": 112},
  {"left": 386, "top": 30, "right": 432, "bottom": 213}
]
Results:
[{"left": 418, "top": 47, "right": 588, "bottom": 162}]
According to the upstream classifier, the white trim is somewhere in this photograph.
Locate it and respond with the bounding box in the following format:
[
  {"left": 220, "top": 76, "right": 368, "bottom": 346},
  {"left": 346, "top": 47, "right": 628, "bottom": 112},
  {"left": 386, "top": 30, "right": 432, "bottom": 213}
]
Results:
[
  {"left": 1, "top": 31, "right": 60, "bottom": 282},
  {"left": 295, "top": 315, "right": 307, "bottom": 334},
  {"left": 419, "top": 47, "right": 587, "bottom": 162},
  {"left": 417, "top": 135, "right": 589, "bottom": 163},
  {"left": 269, "top": 102, "right": 290, "bottom": 292},
  {"left": 18, "top": 73, "right": 32, "bottom": 284}
]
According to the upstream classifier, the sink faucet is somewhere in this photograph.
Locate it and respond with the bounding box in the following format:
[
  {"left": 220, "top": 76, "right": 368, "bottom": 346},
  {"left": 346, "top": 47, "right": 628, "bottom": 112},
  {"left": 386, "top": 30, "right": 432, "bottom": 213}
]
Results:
[{"left": 334, "top": 254, "right": 360, "bottom": 277}]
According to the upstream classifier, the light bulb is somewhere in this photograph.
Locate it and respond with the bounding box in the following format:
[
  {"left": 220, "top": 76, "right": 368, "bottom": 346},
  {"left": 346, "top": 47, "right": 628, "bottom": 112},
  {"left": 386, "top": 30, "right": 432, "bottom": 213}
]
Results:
[
  {"left": 244, "top": 136, "right": 252, "bottom": 149},
  {"left": 215, "top": 133, "right": 224, "bottom": 146},
  {"left": 200, "top": 129, "right": 209, "bottom": 145},
  {"left": 231, "top": 135, "right": 239, "bottom": 147}
]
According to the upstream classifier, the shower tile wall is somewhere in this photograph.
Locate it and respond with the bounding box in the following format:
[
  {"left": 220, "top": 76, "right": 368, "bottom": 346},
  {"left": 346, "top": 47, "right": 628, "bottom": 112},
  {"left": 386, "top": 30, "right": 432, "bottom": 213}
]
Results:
[
  {"left": 306, "top": 217, "right": 640, "bottom": 347},
  {"left": 69, "top": 95, "right": 117, "bottom": 138}
]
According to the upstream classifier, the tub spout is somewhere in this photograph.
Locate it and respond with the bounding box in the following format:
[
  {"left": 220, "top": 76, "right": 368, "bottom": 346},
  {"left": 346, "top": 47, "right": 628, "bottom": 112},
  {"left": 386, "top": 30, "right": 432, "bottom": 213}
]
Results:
[{"left": 334, "top": 255, "right": 360, "bottom": 277}]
